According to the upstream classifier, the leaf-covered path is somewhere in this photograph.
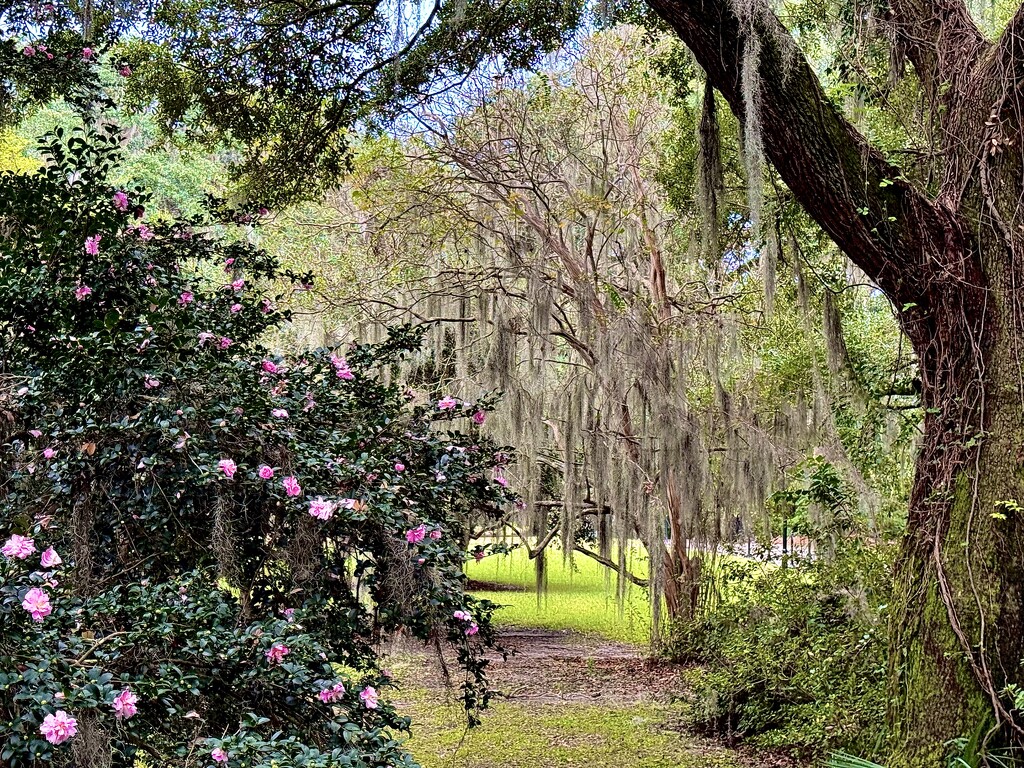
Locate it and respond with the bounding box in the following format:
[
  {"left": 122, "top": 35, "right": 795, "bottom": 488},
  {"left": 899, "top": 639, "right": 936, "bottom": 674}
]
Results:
[{"left": 389, "top": 628, "right": 794, "bottom": 768}]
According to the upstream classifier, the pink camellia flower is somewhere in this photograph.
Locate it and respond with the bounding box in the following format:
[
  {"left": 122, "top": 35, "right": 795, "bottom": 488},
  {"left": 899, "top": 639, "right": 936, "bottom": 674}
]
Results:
[
  {"left": 218, "top": 459, "right": 237, "bottom": 479},
  {"left": 39, "top": 710, "right": 77, "bottom": 745},
  {"left": 259, "top": 207, "right": 269, "bottom": 216},
  {"left": 178, "top": 291, "right": 194, "bottom": 306},
  {"left": 271, "top": 408, "right": 288, "bottom": 419},
  {"left": 42, "top": 447, "right": 55, "bottom": 459},
  {"left": 143, "top": 376, "right": 160, "bottom": 389},
  {"left": 218, "top": 337, "right": 233, "bottom": 350},
  {"left": 28, "top": 430, "right": 42, "bottom": 438},
  {"left": 119, "top": 65, "right": 132, "bottom": 77},
  {"left": 405, "top": 525, "right": 426, "bottom": 544},
  {"left": 493, "top": 469, "right": 508, "bottom": 488},
  {"left": 84, "top": 235, "right": 101, "bottom": 255},
  {"left": 211, "top": 747, "right": 229, "bottom": 763},
  {"left": 261, "top": 299, "right": 274, "bottom": 314},
  {"left": 360, "top": 686, "right": 379, "bottom": 709},
  {"left": 474, "top": 551, "right": 485, "bottom": 562},
  {"left": 231, "top": 278, "right": 244, "bottom": 292},
  {"left": 472, "top": 411, "right": 486, "bottom": 425},
  {"left": 394, "top": 462, "right": 405, "bottom": 472},
  {"left": 23, "top": 45, "right": 35, "bottom": 56},
  {"left": 318, "top": 681, "right": 345, "bottom": 703},
  {"left": 198, "top": 332, "right": 216, "bottom": 347},
  {"left": 22, "top": 587, "right": 52, "bottom": 622},
  {"left": 282, "top": 476, "right": 302, "bottom": 497},
  {"left": 112, "top": 688, "right": 138, "bottom": 719},
  {"left": 40, "top": 547, "right": 62, "bottom": 568},
  {"left": 81, "top": 47, "right": 93, "bottom": 60},
  {"left": 137, "top": 224, "right": 154, "bottom": 240},
  {"left": 230, "top": 303, "right": 242, "bottom": 314},
  {"left": 262, "top": 360, "right": 278, "bottom": 374},
  {"left": 331, "top": 355, "right": 355, "bottom": 381},
  {"left": 112, "top": 191, "right": 129, "bottom": 211},
  {"left": 74, "top": 284, "right": 92, "bottom": 301},
  {"left": 3, "top": 534, "right": 36, "bottom": 559},
  {"left": 453, "top": 610, "right": 471, "bottom": 621},
  {"left": 429, "top": 529, "right": 442, "bottom": 540},
  {"left": 308, "top": 497, "right": 335, "bottom": 521},
  {"left": 437, "top": 396, "right": 458, "bottom": 410},
  {"left": 465, "top": 623, "right": 479, "bottom": 636},
  {"left": 282, "top": 607, "right": 295, "bottom": 619},
  {"left": 258, "top": 465, "right": 274, "bottom": 480},
  {"left": 265, "top": 643, "right": 289, "bottom": 664}
]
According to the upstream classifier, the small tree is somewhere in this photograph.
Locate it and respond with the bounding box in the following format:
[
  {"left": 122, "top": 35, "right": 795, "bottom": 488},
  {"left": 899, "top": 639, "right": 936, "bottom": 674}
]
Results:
[{"left": 0, "top": 125, "right": 512, "bottom": 766}]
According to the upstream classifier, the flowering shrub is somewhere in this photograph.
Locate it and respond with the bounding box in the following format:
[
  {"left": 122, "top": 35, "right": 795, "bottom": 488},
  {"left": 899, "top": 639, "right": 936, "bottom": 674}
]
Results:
[{"left": 0, "top": 126, "right": 512, "bottom": 766}]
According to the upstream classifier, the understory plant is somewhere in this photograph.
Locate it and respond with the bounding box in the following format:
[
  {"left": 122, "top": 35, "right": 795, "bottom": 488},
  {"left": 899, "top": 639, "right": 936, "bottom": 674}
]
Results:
[
  {"left": 0, "top": 126, "right": 513, "bottom": 766},
  {"left": 669, "top": 543, "right": 893, "bottom": 761}
]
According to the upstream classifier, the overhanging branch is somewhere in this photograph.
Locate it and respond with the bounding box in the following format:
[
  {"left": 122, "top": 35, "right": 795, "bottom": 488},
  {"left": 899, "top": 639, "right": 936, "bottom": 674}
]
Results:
[{"left": 644, "top": 0, "right": 970, "bottom": 312}]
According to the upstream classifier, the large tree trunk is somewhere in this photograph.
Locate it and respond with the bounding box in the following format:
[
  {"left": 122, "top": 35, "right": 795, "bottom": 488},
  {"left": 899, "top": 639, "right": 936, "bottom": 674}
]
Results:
[
  {"left": 888, "top": 163, "right": 1024, "bottom": 762},
  {"left": 642, "top": 0, "right": 1024, "bottom": 760}
]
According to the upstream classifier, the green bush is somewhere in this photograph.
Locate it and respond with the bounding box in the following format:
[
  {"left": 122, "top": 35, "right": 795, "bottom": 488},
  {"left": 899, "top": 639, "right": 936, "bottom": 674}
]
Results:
[
  {"left": 667, "top": 544, "right": 893, "bottom": 760},
  {"left": 0, "top": 126, "right": 512, "bottom": 766}
]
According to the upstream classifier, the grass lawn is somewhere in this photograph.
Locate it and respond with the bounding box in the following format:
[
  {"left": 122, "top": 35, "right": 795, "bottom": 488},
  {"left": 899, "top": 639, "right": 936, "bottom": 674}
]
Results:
[
  {"left": 402, "top": 696, "right": 740, "bottom": 768},
  {"left": 465, "top": 545, "right": 653, "bottom": 645}
]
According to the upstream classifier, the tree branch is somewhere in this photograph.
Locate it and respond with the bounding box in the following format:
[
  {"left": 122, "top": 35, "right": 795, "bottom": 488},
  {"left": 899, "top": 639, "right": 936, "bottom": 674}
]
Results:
[
  {"left": 888, "top": 0, "right": 989, "bottom": 104},
  {"left": 572, "top": 545, "right": 649, "bottom": 588},
  {"left": 645, "top": 0, "right": 972, "bottom": 312},
  {"left": 995, "top": 3, "right": 1024, "bottom": 86}
]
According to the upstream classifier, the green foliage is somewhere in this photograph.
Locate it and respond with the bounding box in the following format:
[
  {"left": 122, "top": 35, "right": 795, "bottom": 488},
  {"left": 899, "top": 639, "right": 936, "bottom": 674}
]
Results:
[
  {"left": 769, "top": 455, "right": 855, "bottom": 541},
  {"left": 0, "top": 125, "right": 514, "bottom": 765},
  {"left": 668, "top": 545, "right": 893, "bottom": 760}
]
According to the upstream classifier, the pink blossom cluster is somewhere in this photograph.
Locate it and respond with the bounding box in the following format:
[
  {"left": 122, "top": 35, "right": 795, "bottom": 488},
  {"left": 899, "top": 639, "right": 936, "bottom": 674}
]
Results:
[
  {"left": 318, "top": 681, "right": 345, "bottom": 703},
  {"left": 283, "top": 476, "right": 302, "bottom": 497},
  {"left": 359, "top": 686, "right": 379, "bottom": 709},
  {"left": 22, "top": 43, "right": 54, "bottom": 60},
  {"left": 112, "top": 688, "right": 138, "bottom": 719},
  {"left": 265, "top": 643, "right": 290, "bottom": 664},
  {"left": 3, "top": 534, "right": 36, "bottom": 559},
  {"left": 452, "top": 609, "right": 479, "bottom": 635},
  {"left": 331, "top": 354, "right": 354, "bottom": 380},
  {"left": 405, "top": 525, "right": 442, "bottom": 544},
  {"left": 22, "top": 587, "right": 52, "bottom": 622},
  {"left": 39, "top": 710, "right": 77, "bottom": 744},
  {"left": 308, "top": 497, "right": 335, "bottom": 521}
]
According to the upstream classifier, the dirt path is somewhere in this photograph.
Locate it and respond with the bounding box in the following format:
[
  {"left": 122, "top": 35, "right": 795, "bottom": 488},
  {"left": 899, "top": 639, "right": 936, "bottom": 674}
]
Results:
[{"left": 388, "top": 627, "right": 795, "bottom": 768}]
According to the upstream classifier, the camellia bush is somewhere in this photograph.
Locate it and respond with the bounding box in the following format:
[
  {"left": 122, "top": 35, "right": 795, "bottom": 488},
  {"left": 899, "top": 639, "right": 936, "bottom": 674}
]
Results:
[{"left": 0, "top": 125, "right": 513, "bottom": 766}]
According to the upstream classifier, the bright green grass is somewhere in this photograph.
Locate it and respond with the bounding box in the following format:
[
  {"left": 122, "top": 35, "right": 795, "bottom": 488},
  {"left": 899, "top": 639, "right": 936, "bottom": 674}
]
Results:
[
  {"left": 404, "top": 697, "right": 740, "bottom": 768},
  {"left": 465, "top": 545, "right": 652, "bottom": 645}
]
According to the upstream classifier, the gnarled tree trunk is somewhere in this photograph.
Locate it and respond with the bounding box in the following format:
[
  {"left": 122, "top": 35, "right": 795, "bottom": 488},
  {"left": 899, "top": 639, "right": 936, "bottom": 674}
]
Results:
[{"left": 644, "top": 0, "right": 1024, "bottom": 760}]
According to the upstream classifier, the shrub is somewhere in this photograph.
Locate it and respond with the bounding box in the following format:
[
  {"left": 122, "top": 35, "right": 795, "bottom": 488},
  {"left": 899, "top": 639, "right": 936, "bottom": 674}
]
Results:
[
  {"left": 667, "top": 544, "right": 893, "bottom": 760},
  {"left": 0, "top": 126, "right": 512, "bottom": 766}
]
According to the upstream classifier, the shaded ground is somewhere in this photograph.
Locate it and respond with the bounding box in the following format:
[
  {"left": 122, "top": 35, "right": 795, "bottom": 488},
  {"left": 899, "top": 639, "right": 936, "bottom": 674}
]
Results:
[{"left": 387, "top": 628, "right": 796, "bottom": 768}]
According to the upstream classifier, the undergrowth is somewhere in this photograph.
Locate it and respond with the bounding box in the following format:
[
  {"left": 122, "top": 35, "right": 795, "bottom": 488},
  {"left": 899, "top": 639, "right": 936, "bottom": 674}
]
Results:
[{"left": 667, "top": 543, "right": 894, "bottom": 761}]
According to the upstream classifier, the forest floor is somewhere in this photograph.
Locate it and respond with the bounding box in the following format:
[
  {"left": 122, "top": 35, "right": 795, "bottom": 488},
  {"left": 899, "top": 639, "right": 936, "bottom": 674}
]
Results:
[{"left": 387, "top": 627, "right": 797, "bottom": 768}]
